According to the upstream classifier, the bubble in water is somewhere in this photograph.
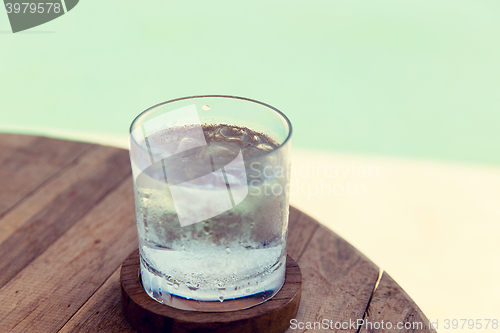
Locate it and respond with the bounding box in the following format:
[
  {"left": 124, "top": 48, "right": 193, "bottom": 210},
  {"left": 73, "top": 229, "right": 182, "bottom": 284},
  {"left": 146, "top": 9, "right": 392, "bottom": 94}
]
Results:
[
  {"left": 219, "top": 296, "right": 224, "bottom": 302},
  {"left": 173, "top": 282, "right": 179, "bottom": 290},
  {"left": 225, "top": 247, "right": 231, "bottom": 254},
  {"left": 187, "top": 282, "right": 200, "bottom": 291}
]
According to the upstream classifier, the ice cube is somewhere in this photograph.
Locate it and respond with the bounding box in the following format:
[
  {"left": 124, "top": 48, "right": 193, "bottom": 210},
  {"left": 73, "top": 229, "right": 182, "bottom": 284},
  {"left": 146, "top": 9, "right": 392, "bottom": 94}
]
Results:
[
  {"left": 199, "top": 142, "right": 240, "bottom": 169},
  {"left": 169, "top": 169, "right": 234, "bottom": 227},
  {"left": 219, "top": 126, "right": 243, "bottom": 138},
  {"left": 175, "top": 137, "right": 205, "bottom": 155}
]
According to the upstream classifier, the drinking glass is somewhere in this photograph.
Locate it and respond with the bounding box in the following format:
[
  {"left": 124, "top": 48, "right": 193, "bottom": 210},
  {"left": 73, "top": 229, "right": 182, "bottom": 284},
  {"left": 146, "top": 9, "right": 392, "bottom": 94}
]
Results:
[{"left": 128, "top": 95, "right": 292, "bottom": 311}]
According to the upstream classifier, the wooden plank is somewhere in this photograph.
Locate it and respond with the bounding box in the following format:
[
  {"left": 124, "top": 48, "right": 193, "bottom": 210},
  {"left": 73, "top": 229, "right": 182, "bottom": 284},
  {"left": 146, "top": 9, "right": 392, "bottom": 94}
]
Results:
[
  {"left": 358, "top": 272, "right": 437, "bottom": 333},
  {"left": 59, "top": 269, "right": 136, "bottom": 333},
  {"left": 0, "top": 180, "right": 138, "bottom": 333},
  {"left": 287, "top": 206, "right": 319, "bottom": 261},
  {"left": 0, "top": 148, "right": 131, "bottom": 289},
  {"left": 0, "top": 145, "right": 122, "bottom": 245},
  {"left": 0, "top": 136, "right": 91, "bottom": 217},
  {"left": 286, "top": 225, "right": 380, "bottom": 333},
  {"left": 0, "top": 133, "right": 37, "bottom": 153}
]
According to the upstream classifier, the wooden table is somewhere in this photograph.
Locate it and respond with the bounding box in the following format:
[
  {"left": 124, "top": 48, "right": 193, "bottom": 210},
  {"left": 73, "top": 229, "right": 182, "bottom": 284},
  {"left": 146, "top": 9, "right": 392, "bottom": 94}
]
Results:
[{"left": 0, "top": 134, "right": 436, "bottom": 333}]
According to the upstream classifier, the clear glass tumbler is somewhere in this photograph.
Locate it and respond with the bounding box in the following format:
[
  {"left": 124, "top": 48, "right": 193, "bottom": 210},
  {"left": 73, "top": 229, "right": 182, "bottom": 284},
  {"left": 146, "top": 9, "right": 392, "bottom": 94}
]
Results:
[{"left": 128, "top": 95, "right": 292, "bottom": 311}]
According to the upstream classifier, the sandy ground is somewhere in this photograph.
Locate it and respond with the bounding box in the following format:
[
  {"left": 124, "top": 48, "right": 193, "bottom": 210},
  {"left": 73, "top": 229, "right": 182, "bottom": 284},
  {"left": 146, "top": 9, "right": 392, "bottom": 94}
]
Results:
[{"left": 289, "top": 149, "right": 500, "bottom": 327}]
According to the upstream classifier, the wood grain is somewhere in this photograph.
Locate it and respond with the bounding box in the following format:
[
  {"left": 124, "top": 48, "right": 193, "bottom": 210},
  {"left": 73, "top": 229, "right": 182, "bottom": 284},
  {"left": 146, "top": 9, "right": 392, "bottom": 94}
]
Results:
[
  {"left": 59, "top": 269, "right": 136, "bottom": 333},
  {"left": 0, "top": 149, "right": 131, "bottom": 289},
  {"left": 0, "top": 145, "right": 123, "bottom": 245},
  {"left": 287, "top": 223, "right": 380, "bottom": 333},
  {"left": 0, "top": 133, "right": 37, "bottom": 156},
  {"left": 0, "top": 135, "right": 91, "bottom": 217},
  {"left": 359, "top": 272, "right": 437, "bottom": 333},
  {"left": 0, "top": 180, "right": 138, "bottom": 333}
]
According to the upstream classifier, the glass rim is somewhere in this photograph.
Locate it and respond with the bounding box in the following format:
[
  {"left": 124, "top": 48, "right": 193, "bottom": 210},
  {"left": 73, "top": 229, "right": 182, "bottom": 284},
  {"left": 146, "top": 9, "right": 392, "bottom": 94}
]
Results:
[{"left": 129, "top": 95, "right": 293, "bottom": 160}]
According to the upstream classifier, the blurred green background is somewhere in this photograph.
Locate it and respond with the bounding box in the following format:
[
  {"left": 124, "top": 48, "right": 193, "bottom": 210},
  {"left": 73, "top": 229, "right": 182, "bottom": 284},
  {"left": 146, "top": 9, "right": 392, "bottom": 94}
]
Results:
[{"left": 1, "top": 0, "right": 499, "bottom": 163}]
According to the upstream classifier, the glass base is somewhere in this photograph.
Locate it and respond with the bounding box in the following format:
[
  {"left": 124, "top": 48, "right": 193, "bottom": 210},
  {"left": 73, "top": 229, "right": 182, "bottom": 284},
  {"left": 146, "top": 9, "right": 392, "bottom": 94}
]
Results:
[{"left": 139, "top": 260, "right": 286, "bottom": 312}]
